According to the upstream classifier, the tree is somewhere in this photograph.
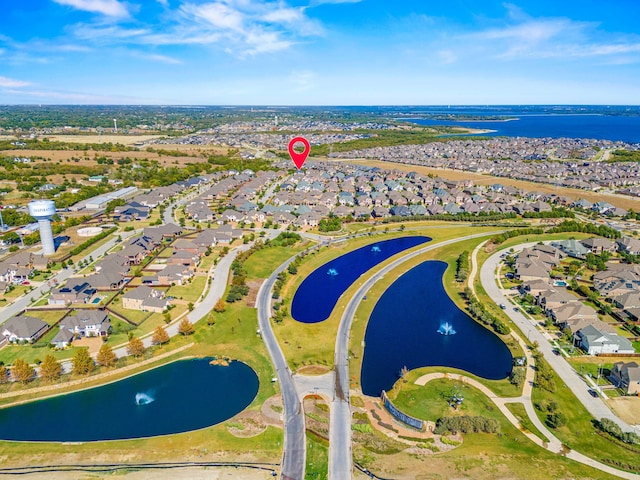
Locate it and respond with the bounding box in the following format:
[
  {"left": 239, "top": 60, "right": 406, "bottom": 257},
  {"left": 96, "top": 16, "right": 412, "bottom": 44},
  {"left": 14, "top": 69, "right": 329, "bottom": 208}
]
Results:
[
  {"left": 0, "top": 364, "right": 8, "bottom": 384},
  {"left": 213, "top": 298, "right": 226, "bottom": 313},
  {"left": 12, "top": 358, "right": 35, "bottom": 384},
  {"left": 152, "top": 326, "right": 170, "bottom": 345},
  {"left": 40, "top": 354, "right": 62, "bottom": 382},
  {"left": 178, "top": 318, "right": 195, "bottom": 336},
  {"left": 546, "top": 412, "right": 567, "bottom": 429},
  {"left": 72, "top": 348, "right": 94, "bottom": 375},
  {"left": 127, "top": 337, "right": 145, "bottom": 357},
  {"left": 96, "top": 344, "right": 117, "bottom": 368}
]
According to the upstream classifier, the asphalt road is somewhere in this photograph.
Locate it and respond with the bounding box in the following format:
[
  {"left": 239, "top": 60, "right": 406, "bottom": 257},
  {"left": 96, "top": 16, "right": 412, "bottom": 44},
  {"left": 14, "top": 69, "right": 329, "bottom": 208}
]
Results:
[
  {"left": 256, "top": 252, "right": 306, "bottom": 480},
  {"left": 481, "top": 244, "right": 637, "bottom": 433}
]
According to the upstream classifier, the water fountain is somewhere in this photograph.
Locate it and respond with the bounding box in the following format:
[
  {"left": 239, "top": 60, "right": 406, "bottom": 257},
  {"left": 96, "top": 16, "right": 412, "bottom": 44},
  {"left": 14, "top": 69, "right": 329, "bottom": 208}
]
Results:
[
  {"left": 327, "top": 268, "right": 338, "bottom": 277},
  {"left": 437, "top": 321, "right": 456, "bottom": 335},
  {"left": 135, "top": 392, "right": 155, "bottom": 405},
  {"left": 371, "top": 245, "right": 381, "bottom": 253}
]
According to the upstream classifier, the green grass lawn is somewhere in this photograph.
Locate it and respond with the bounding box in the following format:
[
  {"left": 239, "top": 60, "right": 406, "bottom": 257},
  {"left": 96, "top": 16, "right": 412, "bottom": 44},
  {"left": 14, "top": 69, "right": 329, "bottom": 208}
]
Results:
[
  {"left": 26, "top": 310, "right": 67, "bottom": 326},
  {"left": 167, "top": 276, "right": 207, "bottom": 303},
  {"left": 244, "top": 244, "right": 308, "bottom": 279},
  {"left": 381, "top": 375, "right": 618, "bottom": 480},
  {"left": 0, "top": 343, "right": 76, "bottom": 365},
  {"left": 531, "top": 368, "right": 640, "bottom": 473},
  {"left": 306, "top": 432, "right": 329, "bottom": 480},
  {"left": 506, "top": 402, "right": 549, "bottom": 442},
  {"left": 108, "top": 302, "right": 155, "bottom": 325}
]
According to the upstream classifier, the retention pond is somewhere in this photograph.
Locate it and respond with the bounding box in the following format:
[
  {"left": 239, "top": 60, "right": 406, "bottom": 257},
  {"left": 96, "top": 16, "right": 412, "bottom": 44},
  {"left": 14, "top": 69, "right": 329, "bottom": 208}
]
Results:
[{"left": 0, "top": 358, "right": 258, "bottom": 442}]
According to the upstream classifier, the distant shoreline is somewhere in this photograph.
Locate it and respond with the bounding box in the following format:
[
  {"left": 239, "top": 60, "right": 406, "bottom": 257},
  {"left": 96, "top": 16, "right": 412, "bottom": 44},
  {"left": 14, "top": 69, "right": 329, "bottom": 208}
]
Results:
[
  {"left": 400, "top": 117, "right": 519, "bottom": 123},
  {"left": 448, "top": 127, "right": 497, "bottom": 135}
]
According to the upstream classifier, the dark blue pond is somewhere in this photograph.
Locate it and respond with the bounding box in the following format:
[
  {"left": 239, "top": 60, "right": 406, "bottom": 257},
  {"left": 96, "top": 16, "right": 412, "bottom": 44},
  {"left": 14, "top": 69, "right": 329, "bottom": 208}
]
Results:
[
  {"left": 292, "top": 236, "right": 431, "bottom": 323},
  {"left": 0, "top": 358, "right": 258, "bottom": 442},
  {"left": 361, "top": 261, "right": 513, "bottom": 397}
]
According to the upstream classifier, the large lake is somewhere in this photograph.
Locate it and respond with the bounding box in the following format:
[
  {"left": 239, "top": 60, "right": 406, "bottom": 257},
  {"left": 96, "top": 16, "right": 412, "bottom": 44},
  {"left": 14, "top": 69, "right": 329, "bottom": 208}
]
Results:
[
  {"left": 406, "top": 114, "right": 640, "bottom": 143},
  {"left": 0, "top": 358, "right": 258, "bottom": 442},
  {"left": 291, "top": 236, "right": 430, "bottom": 324},
  {"left": 361, "top": 261, "right": 513, "bottom": 397}
]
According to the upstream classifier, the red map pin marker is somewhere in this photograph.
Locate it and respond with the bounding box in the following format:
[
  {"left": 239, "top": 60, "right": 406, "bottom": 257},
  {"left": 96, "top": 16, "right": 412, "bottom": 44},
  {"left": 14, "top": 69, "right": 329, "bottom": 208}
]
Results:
[{"left": 288, "top": 137, "right": 310, "bottom": 170}]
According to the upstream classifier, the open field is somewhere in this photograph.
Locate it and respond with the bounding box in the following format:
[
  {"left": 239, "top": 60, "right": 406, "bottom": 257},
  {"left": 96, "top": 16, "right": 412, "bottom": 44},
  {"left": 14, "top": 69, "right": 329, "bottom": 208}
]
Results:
[
  {"left": 365, "top": 374, "right": 617, "bottom": 480},
  {"left": 2, "top": 149, "right": 207, "bottom": 167},
  {"left": 337, "top": 158, "right": 640, "bottom": 211},
  {"left": 42, "top": 134, "right": 164, "bottom": 145},
  {"left": 608, "top": 396, "right": 640, "bottom": 425}
]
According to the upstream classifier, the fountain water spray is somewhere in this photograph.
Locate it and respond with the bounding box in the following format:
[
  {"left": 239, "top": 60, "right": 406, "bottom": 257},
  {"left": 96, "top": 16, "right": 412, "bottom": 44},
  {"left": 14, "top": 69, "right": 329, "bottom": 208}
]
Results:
[
  {"left": 327, "top": 268, "right": 338, "bottom": 277},
  {"left": 437, "top": 322, "right": 456, "bottom": 335},
  {"left": 135, "top": 393, "right": 155, "bottom": 405}
]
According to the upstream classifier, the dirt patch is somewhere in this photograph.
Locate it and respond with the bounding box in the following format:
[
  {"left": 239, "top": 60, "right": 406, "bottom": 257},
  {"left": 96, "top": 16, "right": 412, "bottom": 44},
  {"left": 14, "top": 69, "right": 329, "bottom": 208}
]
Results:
[
  {"left": 27, "top": 466, "right": 275, "bottom": 480},
  {"left": 245, "top": 280, "right": 263, "bottom": 308},
  {"left": 226, "top": 411, "right": 268, "bottom": 438},
  {"left": 608, "top": 396, "right": 640, "bottom": 425},
  {"left": 261, "top": 395, "right": 284, "bottom": 426},
  {"left": 296, "top": 365, "right": 332, "bottom": 376},
  {"left": 72, "top": 336, "right": 103, "bottom": 355}
]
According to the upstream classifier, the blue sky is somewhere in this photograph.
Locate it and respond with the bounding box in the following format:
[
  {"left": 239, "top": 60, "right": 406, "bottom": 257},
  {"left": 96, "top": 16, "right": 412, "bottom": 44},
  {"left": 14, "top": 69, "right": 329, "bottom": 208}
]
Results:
[{"left": 1, "top": 0, "right": 640, "bottom": 104}]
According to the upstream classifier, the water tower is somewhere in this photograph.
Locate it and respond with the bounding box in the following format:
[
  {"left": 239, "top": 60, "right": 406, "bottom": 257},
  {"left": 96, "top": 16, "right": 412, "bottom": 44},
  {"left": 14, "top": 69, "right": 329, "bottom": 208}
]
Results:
[{"left": 28, "top": 200, "right": 56, "bottom": 255}]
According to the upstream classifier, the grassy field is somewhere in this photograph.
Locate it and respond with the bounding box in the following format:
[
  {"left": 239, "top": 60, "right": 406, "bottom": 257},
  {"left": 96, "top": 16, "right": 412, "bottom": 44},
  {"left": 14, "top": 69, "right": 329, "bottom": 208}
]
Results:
[
  {"left": 306, "top": 433, "right": 330, "bottom": 480},
  {"left": 531, "top": 367, "right": 640, "bottom": 473},
  {"left": 244, "top": 244, "right": 309, "bottom": 279},
  {"left": 373, "top": 375, "right": 619, "bottom": 480},
  {"left": 166, "top": 276, "right": 207, "bottom": 303}
]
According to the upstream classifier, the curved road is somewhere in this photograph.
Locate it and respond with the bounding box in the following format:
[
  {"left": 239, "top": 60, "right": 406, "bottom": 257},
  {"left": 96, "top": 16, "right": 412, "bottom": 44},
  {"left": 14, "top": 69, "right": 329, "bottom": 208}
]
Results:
[
  {"left": 256, "top": 252, "right": 307, "bottom": 480},
  {"left": 481, "top": 245, "right": 636, "bottom": 433}
]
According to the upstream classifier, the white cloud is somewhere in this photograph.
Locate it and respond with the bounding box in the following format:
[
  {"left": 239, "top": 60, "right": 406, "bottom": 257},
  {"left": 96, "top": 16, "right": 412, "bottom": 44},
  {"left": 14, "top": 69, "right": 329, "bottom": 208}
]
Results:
[
  {"left": 185, "top": 2, "right": 245, "bottom": 31},
  {"left": 53, "top": 0, "right": 130, "bottom": 18},
  {"left": 0, "top": 76, "right": 31, "bottom": 88},
  {"left": 137, "top": 52, "right": 182, "bottom": 64},
  {"left": 289, "top": 69, "right": 316, "bottom": 92},
  {"left": 462, "top": 8, "right": 640, "bottom": 64}
]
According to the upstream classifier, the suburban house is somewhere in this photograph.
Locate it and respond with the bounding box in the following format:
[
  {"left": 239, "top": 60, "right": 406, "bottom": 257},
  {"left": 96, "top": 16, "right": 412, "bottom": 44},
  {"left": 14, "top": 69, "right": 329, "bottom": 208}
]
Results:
[
  {"left": 574, "top": 325, "right": 635, "bottom": 355},
  {"left": 551, "top": 302, "right": 599, "bottom": 326},
  {"left": 2, "top": 315, "right": 49, "bottom": 343},
  {"left": 48, "top": 278, "right": 96, "bottom": 305},
  {"left": 122, "top": 286, "right": 169, "bottom": 313},
  {"left": 593, "top": 264, "right": 640, "bottom": 298},
  {"left": 0, "top": 251, "right": 48, "bottom": 285},
  {"left": 609, "top": 362, "right": 640, "bottom": 395},
  {"left": 617, "top": 237, "right": 640, "bottom": 256},
  {"left": 580, "top": 237, "right": 617, "bottom": 255},
  {"left": 154, "top": 264, "right": 193, "bottom": 286},
  {"left": 52, "top": 310, "right": 111, "bottom": 348}
]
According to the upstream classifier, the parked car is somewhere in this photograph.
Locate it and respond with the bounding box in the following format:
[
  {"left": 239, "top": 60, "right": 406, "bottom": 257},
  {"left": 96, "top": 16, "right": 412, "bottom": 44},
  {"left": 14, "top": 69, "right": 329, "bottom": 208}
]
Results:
[{"left": 500, "top": 304, "right": 506, "bottom": 309}]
